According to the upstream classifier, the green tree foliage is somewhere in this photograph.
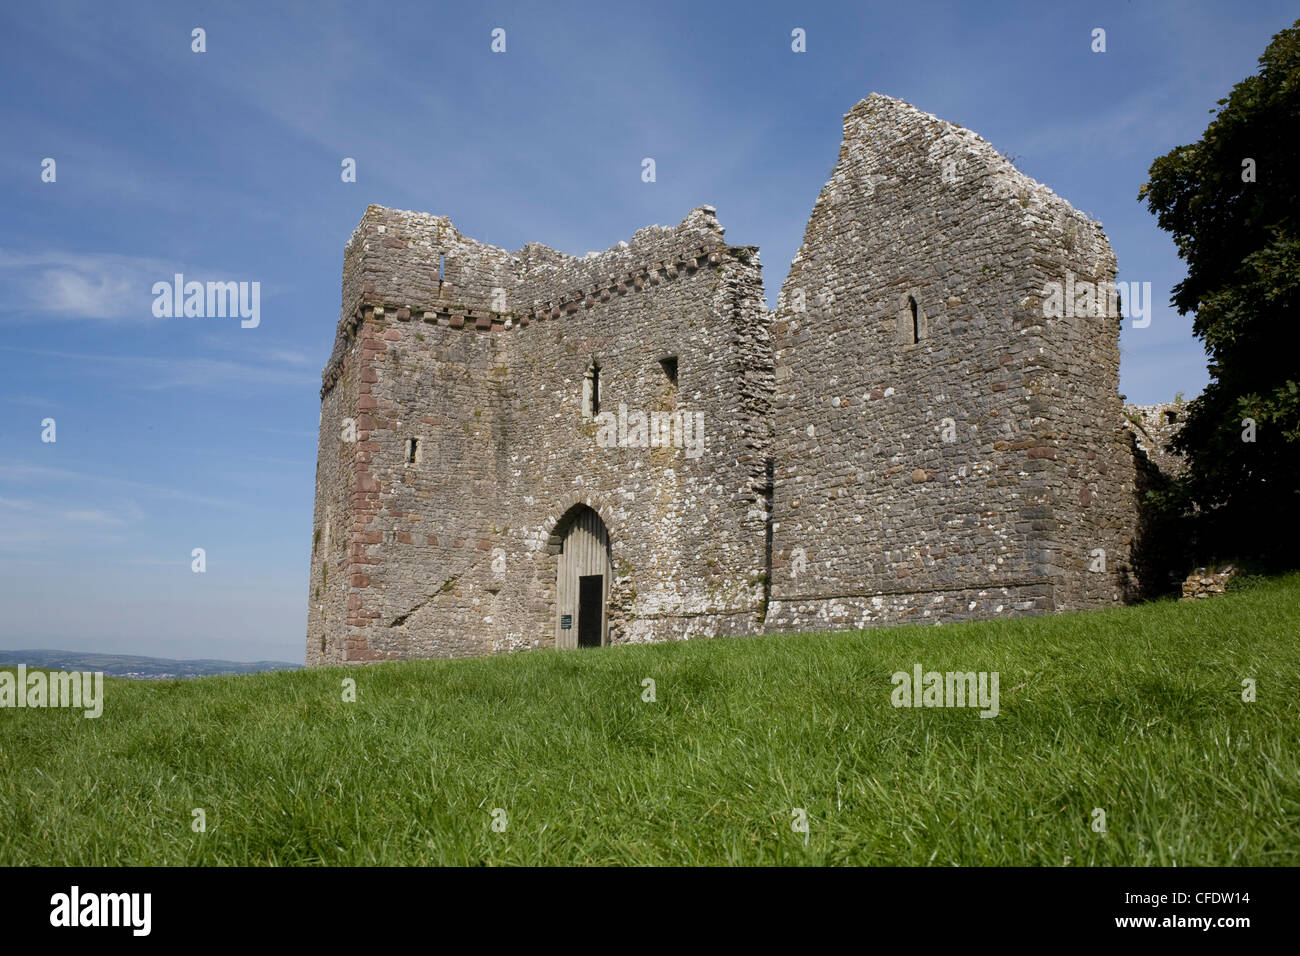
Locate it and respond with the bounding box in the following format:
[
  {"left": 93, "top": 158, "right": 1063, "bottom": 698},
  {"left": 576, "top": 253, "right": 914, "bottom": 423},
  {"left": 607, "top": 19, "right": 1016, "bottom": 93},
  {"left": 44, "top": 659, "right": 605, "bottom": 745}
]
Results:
[{"left": 1139, "top": 20, "right": 1300, "bottom": 567}]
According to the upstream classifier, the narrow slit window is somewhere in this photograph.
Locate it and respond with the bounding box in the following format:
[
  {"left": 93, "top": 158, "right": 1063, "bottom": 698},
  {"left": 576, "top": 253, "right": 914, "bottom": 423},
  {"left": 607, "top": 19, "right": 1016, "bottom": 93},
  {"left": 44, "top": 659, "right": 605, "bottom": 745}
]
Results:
[
  {"left": 439, "top": 255, "right": 446, "bottom": 282},
  {"left": 909, "top": 296, "right": 920, "bottom": 344},
  {"left": 582, "top": 359, "right": 601, "bottom": 419},
  {"left": 404, "top": 438, "right": 419, "bottom": 464},
  {"left": 659, "top": 356, "right": 678, "bottom": 385}
]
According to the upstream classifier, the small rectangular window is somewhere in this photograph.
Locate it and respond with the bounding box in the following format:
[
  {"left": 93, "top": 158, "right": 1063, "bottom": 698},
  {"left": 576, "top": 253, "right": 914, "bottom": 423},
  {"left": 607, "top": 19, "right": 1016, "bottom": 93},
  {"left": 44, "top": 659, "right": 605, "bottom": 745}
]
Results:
[
  {"left": 404, "top": 438, "right": 419, "bottom": 463},
  {"left": 659, "top": 356, "right": 678, "bottom": 385}
]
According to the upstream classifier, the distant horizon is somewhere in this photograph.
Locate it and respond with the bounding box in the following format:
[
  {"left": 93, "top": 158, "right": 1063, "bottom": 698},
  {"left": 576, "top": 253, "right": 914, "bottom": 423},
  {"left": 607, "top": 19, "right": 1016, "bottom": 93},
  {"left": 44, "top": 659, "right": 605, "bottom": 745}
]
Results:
[
  {"left": 2, "top": 0, "right": 1293, "bottom": 663},
  {"left": 0, "top": 647, "right": 300, "bottom": 665},
  {"left": 0, "top": 647, "right": 301, "bottom": 678}
]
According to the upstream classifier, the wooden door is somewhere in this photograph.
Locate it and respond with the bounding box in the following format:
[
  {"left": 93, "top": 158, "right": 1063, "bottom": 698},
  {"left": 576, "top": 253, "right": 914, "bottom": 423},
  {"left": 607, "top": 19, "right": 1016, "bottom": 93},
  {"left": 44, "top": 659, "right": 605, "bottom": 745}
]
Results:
[{"left": 555, "top": 507, "right": 611, "bottom": 649}]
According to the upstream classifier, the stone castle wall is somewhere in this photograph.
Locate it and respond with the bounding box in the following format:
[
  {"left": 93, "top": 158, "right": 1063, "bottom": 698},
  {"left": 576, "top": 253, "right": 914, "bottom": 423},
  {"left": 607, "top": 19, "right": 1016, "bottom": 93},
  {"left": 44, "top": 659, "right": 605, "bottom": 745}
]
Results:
[
  {"left": 309, "top": 204, "right": 772, "bottom": 660},
  {"left": 495, "top": 208, "right": 772, "bottom": 650},
  {"left": 307, "top": 93, "right": 1146, "bottom": 664},
  {"left": 765, "top": 95, "right": 1138, "bottom": 632},
  {"left": 1124, "top": 402, "right": 1188, "bottom": 477},
  {"left": 304, "top": 336, "right": 358, "bottom": 667}
]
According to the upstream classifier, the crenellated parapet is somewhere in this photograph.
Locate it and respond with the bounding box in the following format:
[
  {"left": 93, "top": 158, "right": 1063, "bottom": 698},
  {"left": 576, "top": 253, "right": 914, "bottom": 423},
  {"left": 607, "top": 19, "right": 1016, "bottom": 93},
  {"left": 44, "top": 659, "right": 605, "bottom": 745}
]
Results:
[{"left": 320, "top": 204, "right": 740, "bottom": 396}]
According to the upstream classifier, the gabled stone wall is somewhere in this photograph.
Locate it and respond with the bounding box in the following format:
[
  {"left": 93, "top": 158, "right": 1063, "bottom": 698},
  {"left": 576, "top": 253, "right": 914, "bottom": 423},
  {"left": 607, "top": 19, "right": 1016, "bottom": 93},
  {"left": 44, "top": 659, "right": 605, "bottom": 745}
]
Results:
[{"left": 764, "top": 94, "right": 1138, "bottom": 632}]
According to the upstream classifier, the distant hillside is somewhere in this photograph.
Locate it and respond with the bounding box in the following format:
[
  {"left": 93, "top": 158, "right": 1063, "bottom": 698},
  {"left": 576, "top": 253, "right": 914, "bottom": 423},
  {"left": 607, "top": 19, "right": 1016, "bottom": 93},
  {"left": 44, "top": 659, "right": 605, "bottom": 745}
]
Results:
[{"left": 0, "top": 649, "right": 301, "bottom": 679}]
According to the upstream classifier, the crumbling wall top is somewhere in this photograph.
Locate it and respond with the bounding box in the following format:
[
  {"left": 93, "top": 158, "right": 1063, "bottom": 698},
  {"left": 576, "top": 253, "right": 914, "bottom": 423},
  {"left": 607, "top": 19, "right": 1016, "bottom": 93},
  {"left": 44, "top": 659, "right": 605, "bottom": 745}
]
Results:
[{"left": 1124, "top": 402, "right": 1188, "bottom": 475}]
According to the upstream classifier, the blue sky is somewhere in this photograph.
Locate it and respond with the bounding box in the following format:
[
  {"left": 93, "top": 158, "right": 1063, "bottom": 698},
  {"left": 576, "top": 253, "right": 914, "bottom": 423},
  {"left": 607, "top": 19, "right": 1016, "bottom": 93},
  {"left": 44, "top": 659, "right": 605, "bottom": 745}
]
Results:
[{"left": 0, "top": 1, "right": 1292, "bottom": 663}]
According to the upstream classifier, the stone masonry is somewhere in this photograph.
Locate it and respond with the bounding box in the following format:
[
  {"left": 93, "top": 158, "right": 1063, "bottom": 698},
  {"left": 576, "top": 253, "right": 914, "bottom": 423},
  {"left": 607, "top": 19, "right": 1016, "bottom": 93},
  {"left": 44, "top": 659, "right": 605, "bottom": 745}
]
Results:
[
  {"left": 305, "top": 94, "right": 1150, "bottom": 665},
  {"left": 1123, "top": 402, "right": 1188, "bottom": 478}
]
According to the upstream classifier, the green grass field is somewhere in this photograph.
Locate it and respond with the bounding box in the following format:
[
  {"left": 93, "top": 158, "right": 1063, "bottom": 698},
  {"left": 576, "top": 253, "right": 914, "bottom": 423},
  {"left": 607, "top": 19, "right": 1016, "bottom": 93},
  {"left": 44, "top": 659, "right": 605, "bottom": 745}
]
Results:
[{"left": 3, "top": 575, "right": 1298, "bottom": 866}]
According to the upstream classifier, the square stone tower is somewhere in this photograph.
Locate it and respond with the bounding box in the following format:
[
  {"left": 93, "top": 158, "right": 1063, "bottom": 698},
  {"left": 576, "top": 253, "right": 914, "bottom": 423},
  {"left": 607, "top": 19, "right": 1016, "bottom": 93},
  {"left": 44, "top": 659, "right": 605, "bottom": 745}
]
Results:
[{"left": 306, "top": 205, "right": 773, "bottom": 664}]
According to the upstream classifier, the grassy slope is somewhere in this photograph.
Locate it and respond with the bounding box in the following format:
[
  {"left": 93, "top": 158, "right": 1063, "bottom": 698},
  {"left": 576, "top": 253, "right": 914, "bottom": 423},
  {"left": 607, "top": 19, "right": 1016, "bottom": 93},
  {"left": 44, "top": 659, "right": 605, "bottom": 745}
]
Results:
[{"left": 2, "top": 575, "right": 1298, "bottom": 866}]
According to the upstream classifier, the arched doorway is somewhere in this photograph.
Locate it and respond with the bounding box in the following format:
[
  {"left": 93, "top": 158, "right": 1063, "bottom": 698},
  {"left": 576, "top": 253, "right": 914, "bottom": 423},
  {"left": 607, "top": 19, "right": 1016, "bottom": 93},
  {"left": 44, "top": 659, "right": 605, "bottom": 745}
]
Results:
[{"left": 554, "top": 506, "right": 611, "bottom": 649}]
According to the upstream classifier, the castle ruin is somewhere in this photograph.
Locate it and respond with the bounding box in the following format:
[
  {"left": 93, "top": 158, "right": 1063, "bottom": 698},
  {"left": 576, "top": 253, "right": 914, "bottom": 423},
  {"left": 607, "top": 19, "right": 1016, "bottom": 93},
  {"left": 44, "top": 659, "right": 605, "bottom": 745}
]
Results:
[{"left": 305, "top": 94, "right": 1144, "bottom": 665}]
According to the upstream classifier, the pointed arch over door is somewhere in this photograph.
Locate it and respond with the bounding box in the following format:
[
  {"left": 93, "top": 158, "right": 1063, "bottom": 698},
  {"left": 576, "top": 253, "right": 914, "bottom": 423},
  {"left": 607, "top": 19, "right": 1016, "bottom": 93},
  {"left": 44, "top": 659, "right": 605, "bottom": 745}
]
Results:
[{"left": 554, "top": 506, "right": 612, "bottom": 649}]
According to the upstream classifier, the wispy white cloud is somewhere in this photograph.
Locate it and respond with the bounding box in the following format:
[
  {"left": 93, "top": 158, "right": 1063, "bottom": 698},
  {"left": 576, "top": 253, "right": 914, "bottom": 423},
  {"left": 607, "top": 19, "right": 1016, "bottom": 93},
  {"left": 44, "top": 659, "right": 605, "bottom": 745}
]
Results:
[
  {"left": 0, "top": 346, "right": 316, "bottom": 390},
  {"left": 265, "top": 349, "right": 314, "bottom": 366},
  {"left": 0, "top": 509, "right": 130, "bottom": 551},
  {"left": 1016, "top": 81, "right": 1197, "bottom": 162},
  {"left": 251, "top": 425, "right": 318, "bottom": 439},
  {"left": 199, "top": 335, "right": 322, "bottom": 371},
  {"left": 3, "top": 395, "right": 58, "bottom": 408},
  {"left": 0, "top": 251, "right": 285, "bottom": 325},
  {"left": 60, "top": 508, "right": 126, "bottom": 525},
  {"left": 0, "top": 460, "right": 242, "bottom": 510},
  {"left": 0, "top": 250, "right": 177, "bottom": 320},
  {"left": 121, "top": 557, "right": 188, "bottom": 567}
]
